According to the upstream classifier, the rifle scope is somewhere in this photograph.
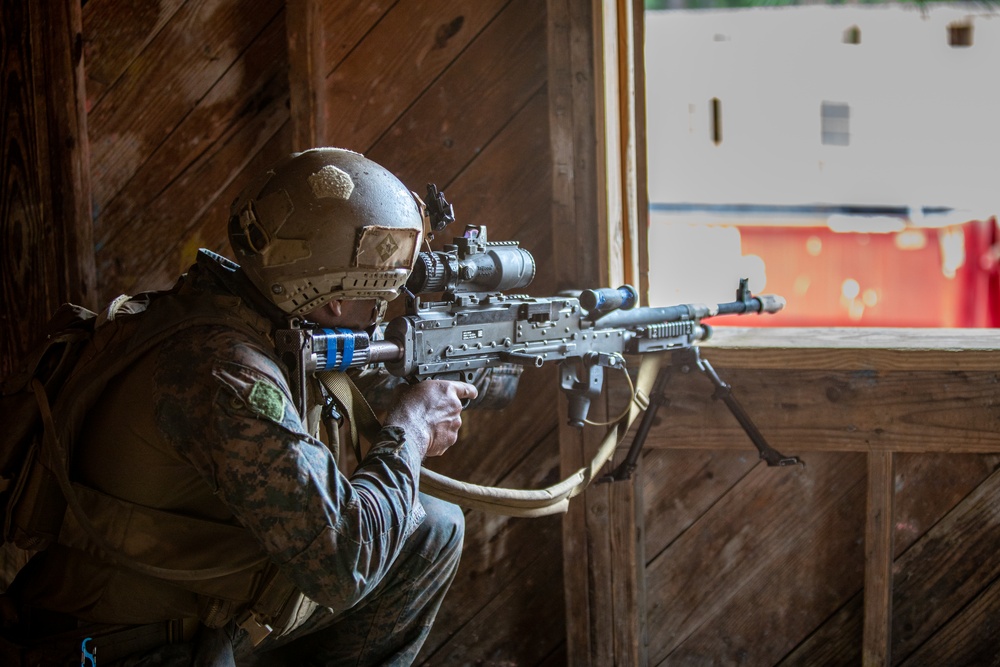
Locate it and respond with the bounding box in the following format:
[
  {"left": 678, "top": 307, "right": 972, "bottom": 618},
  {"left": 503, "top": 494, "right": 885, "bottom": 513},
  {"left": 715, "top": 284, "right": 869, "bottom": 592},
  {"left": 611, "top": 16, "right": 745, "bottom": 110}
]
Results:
[{"left": 407, "top": 233, "right": 536, "bottom": 295}]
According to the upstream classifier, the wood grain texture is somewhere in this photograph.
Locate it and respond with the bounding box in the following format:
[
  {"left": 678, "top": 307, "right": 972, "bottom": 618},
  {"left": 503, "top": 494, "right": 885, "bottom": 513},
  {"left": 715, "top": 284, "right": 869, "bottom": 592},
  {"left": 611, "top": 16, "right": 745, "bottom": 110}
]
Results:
[
  {"left": 286, "top": 0, "right": 326, "bottom": 150},
  {"left": 86, "top": 0, "right": 284, "bottom": 218},
  {"left": 367, "top": 0, "right": 546, "bottom": 187},
  {"left": 638, "top": 364, "right": 1000, "bottom": 455},
  {"left": 648, "top": 452, "right": 867, "bottom": 666},
  {"left": 91, "top": 15, "right": 290, "bottom": 299},
  {"left": 82, "top": 0, "right": 186, "bottom": 109},
  {"left": 322, "top": 0, "right": 509, "bottom": 154},
  {"left": 891, "top": 467, "right": 1000, "bottom": 661},
  {"left": 775, "top": 453, "right": 1000, "bottom": 666},
  {"left": 703, "top": 327, "right": 1000, "bottom": 371},
  {"left": 863, "top": 451, "right": 894, "bottom": 667},
  {"left": 1, "top": 0, "right": 96, "bottom": 363}
]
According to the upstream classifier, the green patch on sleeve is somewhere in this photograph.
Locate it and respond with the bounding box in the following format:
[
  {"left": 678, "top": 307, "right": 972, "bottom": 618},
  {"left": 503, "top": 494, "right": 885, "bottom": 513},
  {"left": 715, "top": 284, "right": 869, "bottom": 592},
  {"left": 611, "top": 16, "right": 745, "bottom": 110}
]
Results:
[{"left": 248, "top": 380, "right": 286, "bottom": 422}]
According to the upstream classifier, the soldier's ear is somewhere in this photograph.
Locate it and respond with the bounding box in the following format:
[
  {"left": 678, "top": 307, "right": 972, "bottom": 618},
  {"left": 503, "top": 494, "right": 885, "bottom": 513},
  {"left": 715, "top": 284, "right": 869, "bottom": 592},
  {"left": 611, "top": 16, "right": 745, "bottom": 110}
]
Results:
[{"left": 326, "top": 300, "right": 343, "bottom": 317}]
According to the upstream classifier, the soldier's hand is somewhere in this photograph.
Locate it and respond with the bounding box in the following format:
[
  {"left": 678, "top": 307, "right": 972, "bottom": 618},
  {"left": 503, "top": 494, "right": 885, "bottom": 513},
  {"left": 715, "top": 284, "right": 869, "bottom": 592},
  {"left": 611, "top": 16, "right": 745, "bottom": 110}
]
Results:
[{"left": 384, "top": 380, "right": 478, "bottom": 458}]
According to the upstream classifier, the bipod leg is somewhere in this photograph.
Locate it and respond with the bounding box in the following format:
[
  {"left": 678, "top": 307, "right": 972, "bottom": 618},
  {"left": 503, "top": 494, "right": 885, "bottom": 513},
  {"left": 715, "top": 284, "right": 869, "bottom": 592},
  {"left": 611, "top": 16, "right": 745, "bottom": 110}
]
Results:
[
  {"left": 600, "top": 362, "right": 674, "bottom": 482},
  {"left": 686, "top": 347, "right": 804, "bottom": 468}
]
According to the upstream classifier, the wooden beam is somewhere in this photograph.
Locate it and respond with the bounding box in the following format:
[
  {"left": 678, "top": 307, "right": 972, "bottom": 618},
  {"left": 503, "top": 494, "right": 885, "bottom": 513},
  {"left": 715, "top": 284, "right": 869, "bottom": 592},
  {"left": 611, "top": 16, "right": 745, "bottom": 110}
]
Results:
[
  {"left": 863, "top": 451, "right": 894, "bottom": 667},
  {"left": 286, "top": 0, "right": 326, "bottom": 150},
  {"left": 1, "top": 0, "right": 96, "bottom": 368},
  {"left": 700, "top": 327, "right": 1000, "bottom": 371},
  {"left": 632, "top": 0, "right": 650, "bottom": 306},
  {"left": 550, "top": 0, "right": 646, "bottom": 663}
]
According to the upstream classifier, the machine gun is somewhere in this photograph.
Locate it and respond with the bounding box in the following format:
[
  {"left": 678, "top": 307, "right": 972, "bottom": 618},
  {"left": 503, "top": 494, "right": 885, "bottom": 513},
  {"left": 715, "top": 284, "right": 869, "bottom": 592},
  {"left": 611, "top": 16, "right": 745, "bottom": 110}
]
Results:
[{"left": 276, "top": 186, "right": 802, "bottom": 482}]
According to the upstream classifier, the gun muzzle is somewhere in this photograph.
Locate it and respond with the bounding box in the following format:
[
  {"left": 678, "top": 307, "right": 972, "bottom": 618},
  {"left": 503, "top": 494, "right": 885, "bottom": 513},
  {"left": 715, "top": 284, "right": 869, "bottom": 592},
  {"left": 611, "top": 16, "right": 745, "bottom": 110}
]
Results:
[{"left": 757, "top": 294, "right": 785, "bottom": 314}]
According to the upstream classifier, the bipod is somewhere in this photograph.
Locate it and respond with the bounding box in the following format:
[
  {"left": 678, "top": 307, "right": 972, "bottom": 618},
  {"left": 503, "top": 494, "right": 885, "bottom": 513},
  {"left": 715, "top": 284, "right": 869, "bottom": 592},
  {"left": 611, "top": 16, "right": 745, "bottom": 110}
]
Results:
[{"left": 601, "top": 347, "right": 803, "bottom": 482}]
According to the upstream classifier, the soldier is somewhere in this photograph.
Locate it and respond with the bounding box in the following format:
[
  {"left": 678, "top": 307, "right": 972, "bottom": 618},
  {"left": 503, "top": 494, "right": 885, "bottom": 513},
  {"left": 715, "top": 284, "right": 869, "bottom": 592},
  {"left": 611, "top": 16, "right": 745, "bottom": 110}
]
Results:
[{"left": 6, "top": 148, "right": 476, "bottom": 665}]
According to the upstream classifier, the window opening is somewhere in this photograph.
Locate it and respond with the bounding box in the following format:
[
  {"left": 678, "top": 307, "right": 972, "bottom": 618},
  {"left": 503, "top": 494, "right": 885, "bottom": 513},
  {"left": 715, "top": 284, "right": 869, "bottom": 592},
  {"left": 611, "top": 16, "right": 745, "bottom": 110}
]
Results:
[
  {"left": 948, "top": 22, "right": 973, "bottom": 47},
  {"left": 710, "top": 97, "right": 722, "bottom": 145},
  {"left": 820, "top": 101, "right": 850, "bottom": 147}
]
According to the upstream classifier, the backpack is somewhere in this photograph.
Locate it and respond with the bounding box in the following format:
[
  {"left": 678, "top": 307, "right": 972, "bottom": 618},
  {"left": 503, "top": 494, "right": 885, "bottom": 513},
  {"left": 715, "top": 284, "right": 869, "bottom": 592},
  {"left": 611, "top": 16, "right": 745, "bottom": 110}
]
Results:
[
  {"left": 0, "top": 289, "right": 198, "bottom": 553},
  {"left": 1, "top": 301, "right": 103, "bottom": 551},
  {"left": 0, "top": 267, "right": 274, "bottom": 563},
  {"left": 0, "top": 261, "right": 318, "bottom": 635}
]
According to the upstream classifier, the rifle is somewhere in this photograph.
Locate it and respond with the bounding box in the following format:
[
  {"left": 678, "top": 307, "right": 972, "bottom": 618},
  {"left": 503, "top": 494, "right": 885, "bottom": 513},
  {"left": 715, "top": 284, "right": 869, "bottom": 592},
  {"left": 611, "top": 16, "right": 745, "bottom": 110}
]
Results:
[{"left": 276, "top": 185, "right": 802, "bottom": 482}]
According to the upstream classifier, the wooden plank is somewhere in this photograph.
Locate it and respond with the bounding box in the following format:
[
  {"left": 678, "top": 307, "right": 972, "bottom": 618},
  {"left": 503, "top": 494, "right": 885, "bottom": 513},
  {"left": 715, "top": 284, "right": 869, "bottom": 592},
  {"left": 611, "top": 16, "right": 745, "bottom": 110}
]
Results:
[
  {"left": 899, "top": 575, "right": 1000, "bottom": 666},
  {"left": 1, "top": 0, "right": 96, "bottom": 358},
  {"left": 642, "top": 449, "right": 756, "bottom": 559},
  {"left": 547, "top": 0, "right": 594, "bottom": 294},
  {"left": 94, "top": 20, "right": 290, "bottom": 298},
  {"left": 647, "top": 451, "right": 866, "bottom": 665},
  {"left": 121, "top": 111, "right": 292, "bottom": 298},
  {"left": 82, "top": 0, "right": 186, "bottom": 109},
  {"left": 632, "top": 0, "right": 650, "bottom": 305},
  {"left": 549, "top": 0, "right": 651, "bottom": 662},
  {"left": 891, "top": 452, "right": 1000, "bottom": 557},
  {"left": 286, "top": 0, "right": 326, "bottom": 150},
  {"left": 703, "top": 327, "right": 1000, "bottom": 372},
  {"left": 596, "top": 0, "right": 623, "bottom": 290},
  {"left": 863, "top": 451, "right": 894, "bottom": 667},
  {"left": 441, "top": 88, "right": 554, "bottom": 292},
  {"left": 87, "top": 0, "right": 284, "bottom": 215},
  {"left": 1, "top": 0, "right": 95, "bottom": 590},
  {"left": 367, "top": 0, "right": 546, "bottom": 186},
  {"left": 319, "top": 1, "right": 393, "bottom": 73},
  {"left": 322, "top": 0, "right": 508, "bottom": 153},
  {"left": 611, "top": 475, "right": 645, "bottom": 666},
  {"left": 549, "top": 0, "right": 601, "bottom": 660},
  {"left": 420, "top": 529, "right": 564, "bottom": 665},
  {"left": 639, "top": 366, "right": 1000, "bottom": 455},
  {"left": 34, "top": 0, "right": 97, "bottom": 311},
  {"left": 776, "top": 453, "right": 1000, "bottom": 666},
  {"left": 891, "top": 466, "right": 1000, "bottom": 660}
]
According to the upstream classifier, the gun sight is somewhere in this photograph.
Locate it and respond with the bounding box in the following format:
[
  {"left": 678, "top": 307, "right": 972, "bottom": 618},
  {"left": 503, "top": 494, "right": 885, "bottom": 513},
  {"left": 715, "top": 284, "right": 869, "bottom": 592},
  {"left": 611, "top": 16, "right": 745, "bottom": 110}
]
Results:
[{"left": 407, "top": 225, "right": 536, "bottom": 296}]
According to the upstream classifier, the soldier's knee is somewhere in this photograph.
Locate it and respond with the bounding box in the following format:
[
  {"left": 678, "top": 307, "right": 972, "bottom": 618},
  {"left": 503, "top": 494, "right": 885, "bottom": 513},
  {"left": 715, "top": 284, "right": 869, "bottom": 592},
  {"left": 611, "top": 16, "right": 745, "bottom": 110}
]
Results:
[{"left": 417, "top": 493, "right": 465, "bottom": 564}]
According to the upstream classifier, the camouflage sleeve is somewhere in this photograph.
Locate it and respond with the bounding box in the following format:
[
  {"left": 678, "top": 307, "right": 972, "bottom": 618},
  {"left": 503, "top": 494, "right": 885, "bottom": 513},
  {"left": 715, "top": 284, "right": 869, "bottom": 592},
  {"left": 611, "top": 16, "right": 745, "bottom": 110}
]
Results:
[{"left": 152, "top": 325, "right": 425, "bottom": 611}]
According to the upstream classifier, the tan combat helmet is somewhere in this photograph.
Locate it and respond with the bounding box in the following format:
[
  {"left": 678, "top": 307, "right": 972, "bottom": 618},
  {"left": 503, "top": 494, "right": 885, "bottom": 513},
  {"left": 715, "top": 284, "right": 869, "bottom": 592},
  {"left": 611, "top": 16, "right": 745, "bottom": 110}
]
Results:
[{"left": 228, "top": 147, "right": 424, "bottom": 317}]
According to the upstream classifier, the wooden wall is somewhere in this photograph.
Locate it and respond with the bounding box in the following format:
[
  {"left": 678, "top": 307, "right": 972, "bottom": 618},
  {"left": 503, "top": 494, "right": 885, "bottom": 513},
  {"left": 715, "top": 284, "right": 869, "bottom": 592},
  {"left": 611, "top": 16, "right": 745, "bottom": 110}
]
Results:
[
  {"left": 3, "top": 1, "right": 566, "bottom": 664},
  {"left": 632, "top": 328, "right": 1000, "bottom": 666}
]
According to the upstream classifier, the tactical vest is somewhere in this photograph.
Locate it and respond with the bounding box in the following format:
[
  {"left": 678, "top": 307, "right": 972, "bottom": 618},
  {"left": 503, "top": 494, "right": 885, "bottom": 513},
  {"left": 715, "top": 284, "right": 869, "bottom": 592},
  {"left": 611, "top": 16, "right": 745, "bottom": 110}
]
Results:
[{"left": 5, "top": 251, "right": 315, "bottom": 640}]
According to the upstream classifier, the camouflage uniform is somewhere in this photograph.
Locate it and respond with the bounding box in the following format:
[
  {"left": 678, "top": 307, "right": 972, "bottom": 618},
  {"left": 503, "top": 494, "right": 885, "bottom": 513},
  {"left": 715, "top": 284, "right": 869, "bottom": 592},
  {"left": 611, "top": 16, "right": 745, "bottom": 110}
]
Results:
[{"left": 11, "top": 253, "right": 464, "bottom": 666}]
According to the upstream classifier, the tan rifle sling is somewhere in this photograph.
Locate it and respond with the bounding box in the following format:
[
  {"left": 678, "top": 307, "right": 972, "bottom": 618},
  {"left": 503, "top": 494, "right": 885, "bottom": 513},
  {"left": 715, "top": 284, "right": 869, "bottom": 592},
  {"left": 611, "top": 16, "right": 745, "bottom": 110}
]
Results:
[{"left": 317, "top": 352, "right": 664, "bottom": 518}]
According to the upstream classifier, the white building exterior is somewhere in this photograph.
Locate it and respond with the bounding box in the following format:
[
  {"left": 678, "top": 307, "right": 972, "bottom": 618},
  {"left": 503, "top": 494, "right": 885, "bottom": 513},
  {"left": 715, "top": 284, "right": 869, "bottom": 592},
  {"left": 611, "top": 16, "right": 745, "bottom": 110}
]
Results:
[
  {"left": 643, "top": 4, "right": 1000, "bottom": 311},
  {"left": 645, "top": 3, "right": 1000, "bottom": 213}
]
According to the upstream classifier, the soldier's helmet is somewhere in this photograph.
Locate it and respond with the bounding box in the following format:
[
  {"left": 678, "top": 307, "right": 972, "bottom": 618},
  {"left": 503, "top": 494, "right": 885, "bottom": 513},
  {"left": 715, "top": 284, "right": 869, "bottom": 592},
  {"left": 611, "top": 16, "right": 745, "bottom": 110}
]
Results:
[{"left": 228, "top": 147, "right": 424, "bottom": 317}]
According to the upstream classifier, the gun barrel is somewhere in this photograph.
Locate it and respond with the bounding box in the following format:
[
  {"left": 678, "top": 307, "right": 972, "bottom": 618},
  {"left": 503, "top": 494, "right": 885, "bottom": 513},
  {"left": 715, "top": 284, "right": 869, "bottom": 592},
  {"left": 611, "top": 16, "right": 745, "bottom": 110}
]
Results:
[
  {"left": 369, "top": 340, "right": 404, "bottom": 364},
  {"left": 592, "top": 294, "right": 784, "bottom": 329}
]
